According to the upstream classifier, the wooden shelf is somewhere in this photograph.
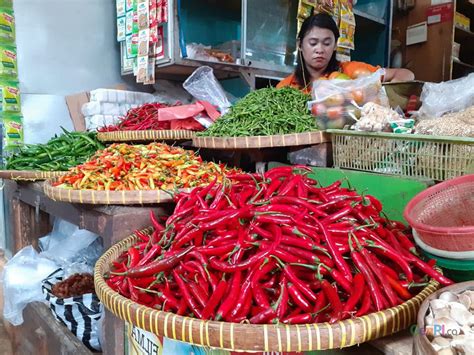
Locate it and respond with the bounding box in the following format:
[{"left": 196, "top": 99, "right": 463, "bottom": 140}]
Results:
[
  {"left": 455, "top": 25, "right": 474, "bottom": 42},
  {"left": 354, "top": 9, "right": 386, "bottom": 25},
  {"left": 453, "top": 57, "right": 474, "bottom": 69}
]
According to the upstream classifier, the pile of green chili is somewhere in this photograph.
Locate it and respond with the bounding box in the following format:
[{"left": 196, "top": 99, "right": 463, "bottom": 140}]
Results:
[
  {"left": 5, "top": 129, "right": 104, "bottom": 171},
  {"left": 198, "top": 87, "right": 317, "bottom": 137}
]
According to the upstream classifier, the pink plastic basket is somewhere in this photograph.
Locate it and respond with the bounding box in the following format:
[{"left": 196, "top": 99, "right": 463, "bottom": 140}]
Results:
[{"left": 404, "top": 174, "right": 474, "bottom": 252}]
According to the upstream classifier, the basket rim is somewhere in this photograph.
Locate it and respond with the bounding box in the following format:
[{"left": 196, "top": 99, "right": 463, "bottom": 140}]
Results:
[
  {"left": 95, "top": 231, "right": 440, "bottom": 352},
  {"left": 403, "top": 174, "right": 474, "bottom": 234}
]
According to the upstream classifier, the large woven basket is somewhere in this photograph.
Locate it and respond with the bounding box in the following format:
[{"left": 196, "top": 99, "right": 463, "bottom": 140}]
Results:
[
  {"left": 43, "top": 180, "right": 182, "bottom": 205},
  {"left": 0, "top": 170, "right": 65, "bottom": 181},
  {"left": 192, "top": 131, "right": 330, "bottom": 149},
  {"left": 95, "top": 232, "right": 440, "bottom": 352},
  {"left": 97, "top": 130, "right": 196, "bottom": 143}
]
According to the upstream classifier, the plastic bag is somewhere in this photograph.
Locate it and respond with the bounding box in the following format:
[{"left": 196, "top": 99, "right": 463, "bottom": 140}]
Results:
[
  {"left": 158, "top": 100, "right": 220, "bottom": 130},
  {"left": 183, "top": 66, "right": 231, "bottom": 114},
  {"left": 418, "top": 73, "right": 474, "bottom": 118},
  {"left": 352, "top": 102, "right": 403, "bottom": 132},
  {"left": 3, "top": 246, "right": 58, "bottom": 325},
  {"left": 308, "top": 69, "right": 387, "bottom": 129},
  {"left": 39, "top": 218, "right": 101, "bottom": 270},
  {"left": 42, "top": 269, "right": 102, "bottom": 351}
]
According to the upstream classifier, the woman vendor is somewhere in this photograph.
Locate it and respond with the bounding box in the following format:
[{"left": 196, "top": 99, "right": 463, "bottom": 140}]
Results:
[{"left": 277, "top": 13, "right": 414, "bottom": 93}]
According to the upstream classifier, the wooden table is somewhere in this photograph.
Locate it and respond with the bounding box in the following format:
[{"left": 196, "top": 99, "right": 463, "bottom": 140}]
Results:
[
  {"left": 3, "top": 180, "right": 416, "bottom": 355},
  {"left": 4, "top": 180, "right": 172, "bottom": 355}
]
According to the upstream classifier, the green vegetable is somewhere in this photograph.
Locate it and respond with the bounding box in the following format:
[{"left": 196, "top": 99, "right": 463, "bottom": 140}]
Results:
[
  {"left": 198, "top": 87, "right": 317, "bottom": 137},
  {"left": 5, "top": 128, "right": 105, "bottom": 171}
]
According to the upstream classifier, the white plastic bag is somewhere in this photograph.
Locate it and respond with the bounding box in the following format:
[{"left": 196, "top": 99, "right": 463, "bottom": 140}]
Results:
[
  {"left": 183, "top": 66, "right": 232, "bottom": 114},
  {"left": 3, "top": 246, "right": 58, "bottom": 325},
  {"left": 418, "top": 73, "right": 474, "bottom": 118}
]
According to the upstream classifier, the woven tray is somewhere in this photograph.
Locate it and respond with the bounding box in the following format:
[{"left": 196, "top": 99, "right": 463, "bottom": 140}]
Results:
[
  {"left": 97, "top": 130, "right": 197, "bottom": 143},
  {"left": 192, "top": 131, "right": 330, "bottom": 149},
  {"left": 0, "top": 170, "right": 65, "bottom": 181},
  {"left": 95, "top": 232, "right": 440, "bottom": 352},
  {"left": 43, "top": 180, "right": 180, "bottom": 205}
]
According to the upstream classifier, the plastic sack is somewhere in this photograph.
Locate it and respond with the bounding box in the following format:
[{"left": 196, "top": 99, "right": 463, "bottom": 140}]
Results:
[
  {"left": 158, "top": 100, "right": 220, "bottom": 130},
  {"left": 39, "top": 218, "right": 102, "bottom": 270},
  {"left": 418, "top": 73, "right": 474, "bottom": 118},
  {"left": 42, "top": 269, "right": 102, "bottom": 351},
  {"left": 183, "top": 66, "right": 232, "bottom": 114},
  {"left": 352, "top": 102, "right": 404, "bottom": 132},
  {"left": 308, "top": 69, "right": 388, "bottom": 129},
  {"left": 3, "top": 246, "right": 58, "bottom": 325}
]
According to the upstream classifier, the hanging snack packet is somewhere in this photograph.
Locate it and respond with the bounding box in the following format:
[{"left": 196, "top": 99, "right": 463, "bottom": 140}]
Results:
[
  {"left": 338, "top": 0, "right": 355, "bottom": 50},
  {"left": 0, "top": 44, "right": 17, "bottom": 77},
  {"left": 0, "top": 8, "right": 14, "bottom": 43},
  {"left": 137, "top": 0, "right": 149, "bottom": 30},
  {"left": 0, "top": 81, "right": 20, "bottom": 112}
]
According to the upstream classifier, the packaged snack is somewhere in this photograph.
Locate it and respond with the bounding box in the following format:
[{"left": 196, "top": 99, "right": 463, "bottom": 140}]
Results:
[
  {"left": 125, "top": 10, "right": 133, "bottom": 35},
  {"left": 338, "top": 0, "right": 355, "bottom": 50},
  {"left": 117, "top": 16, "right": 126, "bottom": 42},
  {"left": 0, "top": 80, "right": 20, "bottom": 112},
  {"left": 137, "top": 0, "right": 149, "bottom": 30},
  {"left": 136, "top": 55, "right": 147, "bottom": 83},
  {"left": 0, "top": 8, "right": 15, "bottom": 43},
  {"left": 1, "top": 113, "right": 23, "bottom": 165},
  {"left": 138, "top": 28, "right": 149, "bottom": 56},
  {"left": 308, "top": 69, "right": 387, "bottom": 129},
  {"left": 125, "top": 0, "right": 134, "bottom": 12},
  {"left": 116, "top": 0, "right": 126, "bottom": 17},
  {"left": 0, "top": 44, "right": 16, "bottom": 77}
]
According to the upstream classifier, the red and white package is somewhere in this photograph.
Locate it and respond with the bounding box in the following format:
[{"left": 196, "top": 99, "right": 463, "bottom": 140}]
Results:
[{"left": 158, "top": 101, "right": 220, "bottom": 130}]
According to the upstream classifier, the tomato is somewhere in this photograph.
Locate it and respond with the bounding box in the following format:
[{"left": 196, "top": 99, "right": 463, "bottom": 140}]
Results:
[
  {"left": 328, "top": 71, "right": 341, "bottom": 80},
  {"left": 325, "top": 94, "right": 345, "bottom": 107},
  {"left": 311, "top": 103, "right": 326, "bottom": 116},
  {"left": 326, "top": 106, "right": 344, "bottom": 120},
  {"left": 351, "top": 68, "right": 372, "bottom": 79},
  {"left": 350, "top": 89, "right": 365, "bottom": 105}
]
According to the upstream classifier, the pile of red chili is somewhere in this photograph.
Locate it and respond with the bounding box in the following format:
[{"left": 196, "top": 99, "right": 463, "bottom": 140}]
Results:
[
  {"left": 106, "top": 166, "right": 452, "bottom": 324},
  {"left": 98, "top": 103, "right": 171, "bottom": 132}
]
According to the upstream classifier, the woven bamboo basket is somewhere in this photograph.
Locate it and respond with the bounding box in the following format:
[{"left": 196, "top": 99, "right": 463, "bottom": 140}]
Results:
[
  {"left": 0, "top": 170, "right": 65, "bottom": 181},
  {"left": 192, "top": 131, "right": 330, "bottom": 149},
  {"left": 43, "top": 180, "right": 182, "bottom": 205},
  {"left": 95, "top": 232, "right": 440, "bottom": 352},
  {"left": 97, "top": 130, "right": 197, "bottom": 143}
]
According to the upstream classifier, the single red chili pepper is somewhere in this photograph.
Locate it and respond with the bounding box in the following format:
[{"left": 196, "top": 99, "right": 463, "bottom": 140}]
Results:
[
  {"left": 198, "top": 244, "right": 237, "bottom": 256},
  {"left": 351, "top": 249, "right": 385, "bottom": 311},
  {"left": 281, "top": 265, "right": 318, "bottom": 303},
  {"left": 137, "top": 244, "right": 161, "bottom": 267},
  {"left": 320, "top": 264, "right": 352, "bottom": 294},
  {"left": 129, "top": 276, "right": 158, "bottom": 289},
  {"left": 386, "top": 275, "right": 412, "bottom": 300},
  {"left": 149, "top": 210, "right": 165, "bottom": 233},
  {"left": 321, "top": 280, "right": 343, "bottom": 323},
  {"left": 176, "top": 298, "right": 188, "bottom": 315},
  {"left": 188, "top": 281, "right": 208, "bottom": 308},
  {"left": 369, "top": 255, "right": 400, "bottom": 281},
  {"left": 264, "top": 177, "right": 284, "bottom": 199},
  {"left": 356, "top": 289, "right": 372, "bottom": 317},
  {"left": 313, "top": 290, "right": 328, "bottom": 322},
  {"left": 394, "top": 229, "right": 417, "bottom": 255},
  {"left": 183, "top": 260, "right": 208, "bottom": 285},
  {"left": 271, "top": 248, "right": 308, "bottom": 264},
  {"left": 287, "top": 282, "right": 312, "bottom": 313},
  {"left": 229, "top": 270, "right": 255, "bottom": 319},
  {"left": 276, "top": 281, "right": 289, "bottom": 320},
  {"left": 201, "top": 277, "right": 227, "bottom": 320},
  {"left": 249, "top": 307, "right": 277, "bottom": 324},
  {"left": 135, "top": 230, "right": 150, "bottom": 242},
  {"left": 124, "top": 246, "right": 194, "bottom": 278},
  {"left": 402, "top": 250, "right": 453, "bottom": 286},
  {"left": 215, "top": 271, "right": 242, "bottom": 320},
  {"left": 128, "top": 247, "right": 140, "bottom": 268},
  {"left": 314, "top": 219, "right": 353, "bottom": 283},
  {"left": 282, "top": 312, "right": 313, "bottom": 324},
  {"left": 277, "top": 244, "right": 334, "bottom": 268},
  {"left": 162, "top": 285, "right": 180, "bottom": 310},
  {"left": 254, "top": 214, "right": 293, "bottom": 225},
  {"left": 427, "top": 259, "right": 436, "bottom": 267},
  {"left": 251, "top": 261, "right": 276, "bottom": 309},
  {"left": 166, "top": 205, "right": 196, "bottom": 228},
  {"left": 364, "top": 195, "right": 383, "bottom": 212},
  {"left": 270, "top": 196, "right": 327, "bottom": 218},
  {"left": 173, "top": 270, "right": 203, "bottom": 318},
  {"left": 343, "top": 273, "right": 365, "bottom": 314},
  {"left": 209, "top": 248, "right": 271, "bottom": 272}
]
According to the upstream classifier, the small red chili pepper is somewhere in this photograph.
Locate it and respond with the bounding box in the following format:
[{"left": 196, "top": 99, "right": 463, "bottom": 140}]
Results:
[
  {"left": 386, "top": 275, "right": 412, "bottom": 300},
  {"left": 249, "top": 307, "right": 277, "bottom": 324},
  {"left": 188, "top": 282, "right": 208, "bottom": 308},
  {"left": 343, "top": 273, "right": 365, "bottom": 314},
  {"left": 201, "top": 277, "right": 227, "bottom": 320},
  {"left": 128, "top": 247, "right": 140, "bottom": 268},
  {"left": 287, "top": 282, "right": 312, "bottom": 313},
  {"left": 402, "top": 250, "right": 453, "bottom": 286},
  {"left": 215, "top": 271, "right": 242, "bottom": 320},
  {"left": 282, "top": 312, "right": 313, "bottom": 324},
  {"left": 137, "top": 244, "right": 161, "bottom": 267},
  {"left": 172, "top": 270, "right": 203, "bottom": 319},
  {"left": 356, "top": 289, "right": 372, "bottom": 317},
  {"left": 321, "top": 280, "right": 343, "bottom": 323}
]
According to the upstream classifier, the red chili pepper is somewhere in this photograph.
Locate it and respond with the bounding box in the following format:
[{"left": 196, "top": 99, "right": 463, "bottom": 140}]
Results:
[
  {"left": 276, "top": 281, "right": 289, "bottom": 320},
  {"left": 188, "top": 282, "right": 208, "bottom": 308},
  {"left": 249, "top": 307, "right": 277, "bottom": 324},
  {"left": 394, "top": 229, "right": 417, "bottom": 255},
  {"left": 201, "top": 278, "right": 227, "bottom": 320},
  {"left": 351, "top": 249, "right": 385, "bottom": 311},
  {"left": 198, "top": 244, "right": 236, "bottom": 256},
  {"left": 314, "top": 291, "right": 328, "bottom": 322},
  {"left": 215, "top": 271, "right": 242, "bottom": 320},
  {"left": 386, "top": 275, "right": 412, "bottom": 300},
  {"left": 172, "top": 270, "right": 203, "bottom": 319},
  {"left": 125, "top": 246, "right": 194, "bottom": 278},
  {"left": 402, "top": 250, "right": 454, "bottom": 286},
  {"left": 149, "top": 210, "right": 165, "bottom": 233},
  {"left": 314, "top": 219, "right": 353, "bottom": 283},
  {"left": 320, "top": 264, "right": 352, "bottom": 294},
  {"left": 282, "top": 265, "right": 318, "bottom": 303},
  {"left": 229, "top": 270, "right": 255, "bottom": 320},
  {"left": 356, "top": 289, "right": 372, "bottom": 317},
  {"left": 321, "top": 280, "right": 343, "bottom": 323},
  {"left": 209, "top": 248, "right": 271, "bottom": 272},
  {"left": 287, "top": 282, "right": 312, "bottom": 313},
  {"left": 270, "top": 196, "right": 327, "bottom": 218},
  {"left": 137, "top": 244, "right": 161, "bottom": 267},
  {"left": 264, "top": 177, "right": 284, "bottom": 199},
  {"left": 282, "top": 312, "right": 313, "bottom": 324},
  {"left": 128, "top": 247, "right": 140, "bottom": 268},
  {"left": 251, "top": 261, "right": 276, "bottom": 309}
]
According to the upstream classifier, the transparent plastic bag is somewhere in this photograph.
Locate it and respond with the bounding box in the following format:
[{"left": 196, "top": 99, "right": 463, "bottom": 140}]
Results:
[
  {"left": 308, "top": 69, "right": 388, "bottom": 129},
  {"left": 39, "top": 218, "right": 102, "bottom": 269},
  {"left": 3, "top": 246, "right": 58, "bottom": 325},
  {"left": 418, "top": 73, "right": 474, "bottom": 118},
  {"left": 183, "top": 66, "right": 231, "bottom": 114}
]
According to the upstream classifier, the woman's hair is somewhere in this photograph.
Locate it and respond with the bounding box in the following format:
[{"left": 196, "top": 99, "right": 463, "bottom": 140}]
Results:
[{"left": 295, "top": 13, "right": 340, "bottom": 88}]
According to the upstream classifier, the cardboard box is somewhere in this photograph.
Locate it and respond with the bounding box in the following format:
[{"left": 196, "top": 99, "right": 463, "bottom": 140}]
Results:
[{"left": 65, "top": 84, "right": 127, "bottom": 131}]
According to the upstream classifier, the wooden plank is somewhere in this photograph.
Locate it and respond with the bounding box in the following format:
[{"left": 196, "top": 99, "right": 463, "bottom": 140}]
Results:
[{"left": 10, "top": 302, "right": 93, "bottom": 355}]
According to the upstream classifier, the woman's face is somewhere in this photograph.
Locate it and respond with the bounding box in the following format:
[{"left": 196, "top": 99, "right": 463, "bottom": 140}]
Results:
[{"left": 300, "top": 27, "right": 337, "bottom": 72}]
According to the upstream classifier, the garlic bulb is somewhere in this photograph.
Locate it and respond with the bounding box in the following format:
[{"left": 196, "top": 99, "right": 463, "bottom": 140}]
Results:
[
  {"left": 439, "top": 292, "right": 458, "bottom": 303},
  {"left": 458, "top": 293, "right": 472, "bottom": 311}
]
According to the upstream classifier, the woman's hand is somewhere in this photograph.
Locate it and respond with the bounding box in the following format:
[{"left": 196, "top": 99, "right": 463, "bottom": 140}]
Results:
[{"left": 383, "top": 68, "right": 415, "bottom": 82}]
